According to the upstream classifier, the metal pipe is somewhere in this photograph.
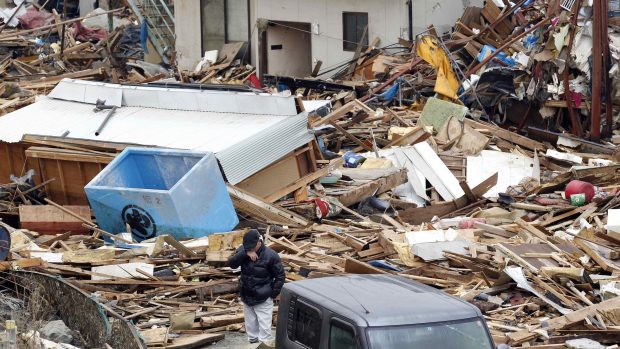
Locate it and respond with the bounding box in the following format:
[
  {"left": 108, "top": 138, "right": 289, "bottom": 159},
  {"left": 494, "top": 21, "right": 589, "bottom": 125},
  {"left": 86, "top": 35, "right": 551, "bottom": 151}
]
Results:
[
  {"left": 563, "top": 0, "right": 583, "bottom": 137},
  {"left": 601, "top": 0, "right": 613, "bottom": 137},
  {"left": 591, "top": 0, "right": 603, "bottom": 141},
  {"left": 466, "top": 16, "right": 553, "bottom": 78},
  {"left": 407, "top": 0, "right": 413, "bottom": 41},
  {"left": 95, "top": 107, "right": 117, "bottom": 136}
]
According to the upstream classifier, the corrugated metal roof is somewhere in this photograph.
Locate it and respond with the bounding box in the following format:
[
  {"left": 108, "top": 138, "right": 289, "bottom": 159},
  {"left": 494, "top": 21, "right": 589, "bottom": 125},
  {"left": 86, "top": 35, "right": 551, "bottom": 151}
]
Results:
[
  {"left": 49, "top": 79, "right": 297, "bottom": 115},
  {"left": 0, "top": 80, "right": 314, "bottom": 184}
]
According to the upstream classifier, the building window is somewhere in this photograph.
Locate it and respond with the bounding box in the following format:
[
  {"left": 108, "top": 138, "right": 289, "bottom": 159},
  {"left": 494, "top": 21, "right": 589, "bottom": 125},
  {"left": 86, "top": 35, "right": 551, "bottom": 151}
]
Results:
[
  {"left": 288, "top": 298, "right": 321, "bottom": 349},
  {"left": 343, "top": 12, "right": 368, "bottom": 51},
  {"left": 329, "top": 320, "right": 358, "bottom": 349}
]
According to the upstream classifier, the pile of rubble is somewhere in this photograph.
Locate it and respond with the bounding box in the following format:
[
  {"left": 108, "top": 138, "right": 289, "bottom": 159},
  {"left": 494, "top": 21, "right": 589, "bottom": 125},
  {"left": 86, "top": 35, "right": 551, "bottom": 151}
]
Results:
[
  {"left": 0, "top": 1, "right": 166, "bottom": 117},
  {"left": 0, "top": 0, "right": 619, "bottom": 349}
]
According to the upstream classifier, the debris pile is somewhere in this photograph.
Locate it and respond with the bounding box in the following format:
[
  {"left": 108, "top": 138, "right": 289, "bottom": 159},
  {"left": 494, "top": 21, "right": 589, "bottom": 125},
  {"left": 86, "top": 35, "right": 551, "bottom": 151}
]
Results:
[
  {"left": 0, "top": 0, "right": 619, "bottom": 348},
  {"left": 0, "top": 2, "right": 163, "bottom": 116}
]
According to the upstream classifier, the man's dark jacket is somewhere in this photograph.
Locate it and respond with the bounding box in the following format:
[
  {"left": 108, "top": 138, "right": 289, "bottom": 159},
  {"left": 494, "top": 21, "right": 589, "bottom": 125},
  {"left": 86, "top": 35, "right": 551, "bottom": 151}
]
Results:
[{"left": 228, "top": 244, "right": 285, "bottom": 306}]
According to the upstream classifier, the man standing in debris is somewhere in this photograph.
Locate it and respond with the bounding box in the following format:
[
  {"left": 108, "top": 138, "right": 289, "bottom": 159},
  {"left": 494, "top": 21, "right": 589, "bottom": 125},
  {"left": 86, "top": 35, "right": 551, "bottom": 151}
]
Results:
[{"left": 228, "top": 229, "right": 285, "bottom": 344}]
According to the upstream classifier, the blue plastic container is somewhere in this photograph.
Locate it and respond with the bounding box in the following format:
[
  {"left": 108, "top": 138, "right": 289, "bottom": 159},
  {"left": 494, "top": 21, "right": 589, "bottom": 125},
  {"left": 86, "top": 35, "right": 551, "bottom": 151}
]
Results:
[{"left": 85, "top": 147, "right": 239, "bottom": 241}]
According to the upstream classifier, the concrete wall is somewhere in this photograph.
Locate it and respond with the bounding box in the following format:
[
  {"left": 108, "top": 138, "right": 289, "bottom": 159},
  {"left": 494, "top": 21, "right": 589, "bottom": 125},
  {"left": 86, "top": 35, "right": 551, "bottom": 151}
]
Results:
[
  {"left": 411, "top": 0, "right": 484, "bottom": 36},
  {"left": 174, "top": 0, "right": 203, "bottom": 70},
  {"left": 250, "top": 0, "right": 410, "bottom": 77},
  {"left": 172, "top": 0, "right": 484, "bottom": 74},
  {"left": 266, "top": 22, "right": 312, "bottom": 77}
]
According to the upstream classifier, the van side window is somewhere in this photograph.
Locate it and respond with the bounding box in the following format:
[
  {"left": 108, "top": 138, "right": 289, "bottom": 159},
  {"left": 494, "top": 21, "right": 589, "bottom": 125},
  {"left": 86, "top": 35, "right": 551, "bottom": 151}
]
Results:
[
  {"left": 288, "top": 298, "right": 321, "bottom": 349},
  {"left": 329, "top": 320, "right": 357, "bottom": 349}
]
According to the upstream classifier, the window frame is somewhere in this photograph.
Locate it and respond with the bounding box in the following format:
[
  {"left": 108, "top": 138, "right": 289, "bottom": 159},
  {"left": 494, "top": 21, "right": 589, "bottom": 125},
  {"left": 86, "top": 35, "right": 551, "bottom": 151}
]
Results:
[
  {"left": 287, "top": 297, "right": 323, "bottom": 349},
  {"left": 329, "top": 317, "right": 359, "bottom": 349},
  {"left": 342, "top": 11, "right": 369, "bottom": 51}
]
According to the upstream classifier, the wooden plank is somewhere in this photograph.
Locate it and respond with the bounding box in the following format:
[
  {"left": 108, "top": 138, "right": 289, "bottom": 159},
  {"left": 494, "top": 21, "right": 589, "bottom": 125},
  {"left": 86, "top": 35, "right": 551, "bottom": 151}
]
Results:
[
  {"left": 330, "top": 121, "right": 374, "bottom": 152},
  {"left": 166, "top": 333, "right": 225, "bottom": 349},
  {"left": 506, "top": 296, "right": 620, "bottom": 344},
  {"left": 200, "top": 314, "right": 245, "bottom": 328},
  {"left": 0, "top": 258, "right": 43, "bottom": 271},
  {"left": 19, "top": 205, "right": 91, "bottom": 234},
  {"left": 495, "top": 243, "right": 540, "bottom": 274},
  {"left": 343, "top": 256, "right": 389, "bottom": 274},
  {"left": 162, "top": 235, "right": 197, "bottom": 257},
  {"left": 19, "top": 68, "right": 105, "bottom": 89},
  {"left": 337, "top": 169, "right": 408, "bottom": 207},
  {"left": 227, "top": 185, "right": 309, "bottom": 227},
  {"left": 539, "top": 204, "right": 594, "bottom": 227},
  {"left": 62, "top": 249, "right": 116, "bottom": 264},
  {"left": 464, "top": 119, "right": 545, "bottom": 151},
  {"left": 311, "top": 100, "right": 359, "bottom": 127},
  {"left": 263, "top": 162, "right": 331, "bottom": 203},
  {"left": 25, "top": 147, "right": 114, "bottom": 164},
  {"left": 344, "top": 24, "right": 368, "bottom": 79},
  {"left": 43, "top": 198, "right": 95, "bottom": 226},
  {"left": 574, "top": 238, "right": 614, "bottom": 272},
  {"left": 381, "top": 126, "right": 431, "bottom": 148}
]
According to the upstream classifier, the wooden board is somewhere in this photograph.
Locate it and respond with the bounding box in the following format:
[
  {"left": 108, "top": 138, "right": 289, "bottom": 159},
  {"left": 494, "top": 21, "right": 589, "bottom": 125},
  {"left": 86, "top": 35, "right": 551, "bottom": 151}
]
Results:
[
  {"left": 227, "top": 184, "right": 309, "bottom": 227},
  {"left": 506, "top": 296, "right": 620, "bottom": 344},
  {"left": 165, "top": 333, "right": 225, "bottom": 349},
  {"left": 19, "top": 205, "right": 91, "bottom": 234},
  {"left": 336, "top": 169, "right": 408, "bottom": 207}
]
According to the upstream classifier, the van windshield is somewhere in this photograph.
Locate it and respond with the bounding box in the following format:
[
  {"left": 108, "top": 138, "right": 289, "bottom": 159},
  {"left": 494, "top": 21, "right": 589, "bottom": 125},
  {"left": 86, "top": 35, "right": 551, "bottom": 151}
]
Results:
[{"left": 367, "top": 318, "right": 494, "bottom": 349}]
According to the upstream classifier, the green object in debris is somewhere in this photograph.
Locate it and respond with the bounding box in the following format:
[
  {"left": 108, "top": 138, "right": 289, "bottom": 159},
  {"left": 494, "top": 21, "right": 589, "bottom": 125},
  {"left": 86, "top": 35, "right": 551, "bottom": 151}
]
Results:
[
  {"left": 319, "top": 176, "right": 339, "bottom": 184},
  {"left": 570, "top": 194, "right": 586, "bottom": 206},
  {"left": 419, "top": 97, "right": 468, "bottom": 133}
]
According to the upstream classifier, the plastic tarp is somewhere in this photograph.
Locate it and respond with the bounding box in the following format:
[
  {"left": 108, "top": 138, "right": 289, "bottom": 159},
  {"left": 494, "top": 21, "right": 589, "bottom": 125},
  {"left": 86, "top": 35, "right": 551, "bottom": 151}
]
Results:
[
  {"left": 71, "top": 21, "right": 107, "bottom": 41},
  {"left": 416, "top": 35, "right": 459, "bottom": 100},
  {"left": 17, "top": 6, "right": 53, "bottom": 29}
]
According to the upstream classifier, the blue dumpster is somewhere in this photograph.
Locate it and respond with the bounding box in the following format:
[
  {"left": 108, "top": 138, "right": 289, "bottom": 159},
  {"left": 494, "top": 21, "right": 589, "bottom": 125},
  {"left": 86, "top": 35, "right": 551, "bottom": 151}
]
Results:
[{"left": 85, "top": 147, "right": 239, "bottom": 241}]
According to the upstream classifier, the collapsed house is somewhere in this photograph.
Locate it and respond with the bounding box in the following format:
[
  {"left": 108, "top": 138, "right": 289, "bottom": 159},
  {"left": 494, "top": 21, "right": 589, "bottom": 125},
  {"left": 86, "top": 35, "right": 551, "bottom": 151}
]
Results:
[{"left": 0, "top": 79, "right": 320, "bottom": 205}]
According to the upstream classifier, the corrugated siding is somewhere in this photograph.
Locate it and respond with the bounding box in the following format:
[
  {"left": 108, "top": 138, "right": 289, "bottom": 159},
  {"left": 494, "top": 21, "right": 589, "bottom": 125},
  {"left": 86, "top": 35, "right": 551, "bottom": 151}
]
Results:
[
  {"left": 0, "top": 96, "right": 312, "bottom": 183},
  {"left": 217, "top": 112, "right": 313, "bottom": 184}
]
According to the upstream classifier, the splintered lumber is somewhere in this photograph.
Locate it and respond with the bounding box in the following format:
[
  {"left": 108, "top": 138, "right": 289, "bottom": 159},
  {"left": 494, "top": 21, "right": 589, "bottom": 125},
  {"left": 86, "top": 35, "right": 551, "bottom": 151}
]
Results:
[
  {"left": 506, "top": 296, "right": 620, "bottom": 344},
  {"left": 227, "top": 184, "right": 309, "bottom": 227},
  {"left": 0, "top": 258, "right": 43, "bottom": 271},
  {"left": 337, "top": 169, "right": 408, "bottom": 206}
]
